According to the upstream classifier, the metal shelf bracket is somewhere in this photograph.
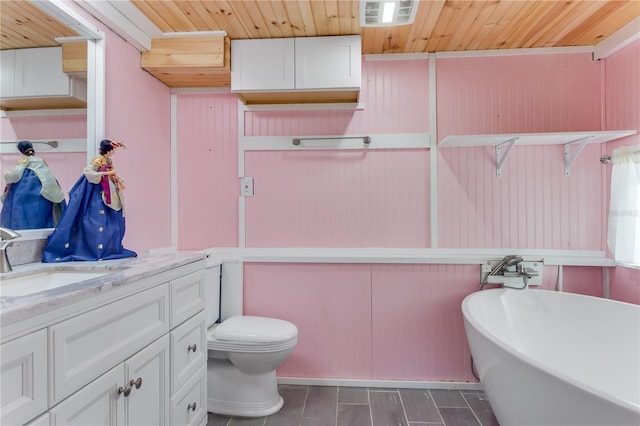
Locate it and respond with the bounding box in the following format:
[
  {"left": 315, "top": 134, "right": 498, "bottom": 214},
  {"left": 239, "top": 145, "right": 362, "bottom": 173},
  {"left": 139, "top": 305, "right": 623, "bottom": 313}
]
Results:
[
  {"left": 495, "top": 137, "right": 518, "bottom": 177},
  {"left": 564, "top": 136, "right": 591, "bottom": 176}
]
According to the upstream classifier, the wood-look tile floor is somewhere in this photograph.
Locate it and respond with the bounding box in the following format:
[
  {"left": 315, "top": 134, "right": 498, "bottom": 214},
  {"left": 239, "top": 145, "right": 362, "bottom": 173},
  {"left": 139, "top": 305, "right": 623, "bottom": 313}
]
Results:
[{"left": 207, "top": 385, "right": 500, "bottom": 426}]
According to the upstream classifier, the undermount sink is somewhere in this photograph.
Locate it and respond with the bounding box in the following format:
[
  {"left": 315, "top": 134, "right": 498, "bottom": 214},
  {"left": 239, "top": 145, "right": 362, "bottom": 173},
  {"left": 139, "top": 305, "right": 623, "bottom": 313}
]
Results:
[{"left": 0, "top": 268, "right": 121, "bottom": 298}]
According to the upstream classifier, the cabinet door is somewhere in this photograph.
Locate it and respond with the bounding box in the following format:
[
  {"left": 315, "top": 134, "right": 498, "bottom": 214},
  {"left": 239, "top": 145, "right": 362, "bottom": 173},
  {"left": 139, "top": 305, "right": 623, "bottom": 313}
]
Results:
[
  {"left": 0, "top": 50, "right": 15, "bottom": 98},
  {"left": 295, "top": 36, "right": 361, "bottom": 90},
  {"left": 14, "top": 47, "right": 71, "bottom": 97},
  {"left": 231, "top": 38, "right": 295, "bottom": 91},
  {"left": 50, "top": 364, "right": 124, "bottom": 426},
  {"left": 125, "top": 335, "right": 170, "bottom": 426},
  {"left": 171, "top": 311, "right": 206, "bottom": 394},
  {"left": 0, "top": 329, "right": 48, "bottom": 426}
]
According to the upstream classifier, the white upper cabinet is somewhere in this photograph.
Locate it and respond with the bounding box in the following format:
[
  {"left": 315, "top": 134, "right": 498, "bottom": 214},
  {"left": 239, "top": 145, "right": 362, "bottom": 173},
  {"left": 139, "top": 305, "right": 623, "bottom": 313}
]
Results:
[
  {"left": 295, "top": 36, "right": 361, "bottom": 90},
  {"left": 231, "top": 38, "right": 295, "bottom": 91},
  {"left": 231, "top": 35, "right": 361, "bottom": 102},
  {"left": 0, "top": 47, "right": 87, "bottom": 110},
  {"left": 13, "top": 47, "right": 74, "bottom": 97}
]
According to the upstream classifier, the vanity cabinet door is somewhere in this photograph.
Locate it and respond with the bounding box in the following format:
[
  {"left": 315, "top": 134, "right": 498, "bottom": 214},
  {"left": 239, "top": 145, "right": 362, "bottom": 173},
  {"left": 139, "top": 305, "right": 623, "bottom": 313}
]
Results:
[
  {"left": 0, "top": 329, "right": 47, "bottom": 426},
  {"left": 50, "top": 363, "right": 124, "bottom": 426},
  {"left": 50, "top": 284, "right": 170, "bottom": 403},
  {"left": 171, "top": 311, "right": 206, "bottom": 394},
  {"left": 125, "top": 334, "right": 171, "bottom": 426}
]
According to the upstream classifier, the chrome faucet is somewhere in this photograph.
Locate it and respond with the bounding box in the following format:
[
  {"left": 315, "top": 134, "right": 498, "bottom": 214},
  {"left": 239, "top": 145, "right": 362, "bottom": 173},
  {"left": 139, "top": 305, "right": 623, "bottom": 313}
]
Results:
[
  {"left": 0, "top": 227, "right": 21, "bottom": 273},
  {"left": 481, "top": 255, "right": 540, "bottom": 289}
]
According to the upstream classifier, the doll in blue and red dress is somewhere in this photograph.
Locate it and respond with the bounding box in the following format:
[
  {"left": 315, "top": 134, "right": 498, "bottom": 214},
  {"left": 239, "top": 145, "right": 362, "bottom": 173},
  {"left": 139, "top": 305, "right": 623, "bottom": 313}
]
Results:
[{"left": 42, "top": 139, "right": 136, "bottom": 262}]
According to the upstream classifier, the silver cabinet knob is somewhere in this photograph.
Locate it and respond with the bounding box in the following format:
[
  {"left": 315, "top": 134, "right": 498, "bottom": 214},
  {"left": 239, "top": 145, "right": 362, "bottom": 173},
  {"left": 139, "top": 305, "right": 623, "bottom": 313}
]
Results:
[
  {"left": 188, "top": 344, "right": 197, "bottom": 352},
  {"left": 187, "top": 402, "right": 197, "bottom": 411}
]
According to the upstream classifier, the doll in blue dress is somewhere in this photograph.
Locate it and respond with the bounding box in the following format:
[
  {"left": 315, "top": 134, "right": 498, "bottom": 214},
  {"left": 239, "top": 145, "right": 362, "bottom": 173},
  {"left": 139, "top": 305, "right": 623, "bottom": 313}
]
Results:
[
  {"left": 1, "top": 141, "right": 66, "bottom": 229},
  {"left": 42, "top": 139, "right": 136, "bottom": 262}
]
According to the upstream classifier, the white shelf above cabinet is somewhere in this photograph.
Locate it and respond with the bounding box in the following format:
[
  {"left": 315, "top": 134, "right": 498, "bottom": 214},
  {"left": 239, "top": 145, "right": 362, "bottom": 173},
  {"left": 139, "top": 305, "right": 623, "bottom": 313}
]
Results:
[{"left": 438, "top": 130, "right": 637, "bottom": 177}]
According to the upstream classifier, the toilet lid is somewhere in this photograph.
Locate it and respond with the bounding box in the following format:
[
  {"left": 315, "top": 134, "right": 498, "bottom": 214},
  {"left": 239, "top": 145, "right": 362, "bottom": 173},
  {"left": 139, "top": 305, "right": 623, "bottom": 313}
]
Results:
[{"left": 214, "top": 315, "right": 298, "bottom": 343}]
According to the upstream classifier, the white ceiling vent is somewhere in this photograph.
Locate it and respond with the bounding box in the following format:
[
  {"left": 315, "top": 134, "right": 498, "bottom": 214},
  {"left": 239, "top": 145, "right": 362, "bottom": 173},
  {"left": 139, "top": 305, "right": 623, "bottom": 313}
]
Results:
[{"left": 359, "top": 0, "right": 419, "bottom": 27}]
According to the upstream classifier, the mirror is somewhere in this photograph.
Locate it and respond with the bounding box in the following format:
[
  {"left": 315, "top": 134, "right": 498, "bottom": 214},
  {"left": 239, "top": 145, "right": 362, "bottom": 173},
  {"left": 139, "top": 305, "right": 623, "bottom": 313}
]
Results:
[{"left": 0, "top": 0, "right": 104, "bottom": 233}]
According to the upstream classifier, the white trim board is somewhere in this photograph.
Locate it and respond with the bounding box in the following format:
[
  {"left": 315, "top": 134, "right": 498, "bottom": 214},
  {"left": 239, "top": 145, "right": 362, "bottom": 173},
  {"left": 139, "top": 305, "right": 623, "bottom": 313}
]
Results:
[
  {"left": 594, "top": 16, "right": 640, "bottom": 60},
  {"left": 203, "top": 247, "right": 614, "bottom": 267}
]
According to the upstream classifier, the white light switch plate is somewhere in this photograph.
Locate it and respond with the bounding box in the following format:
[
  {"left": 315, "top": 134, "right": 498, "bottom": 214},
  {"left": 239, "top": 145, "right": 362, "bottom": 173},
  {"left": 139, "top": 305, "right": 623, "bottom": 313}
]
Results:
[{"left": 240, "top": 177, "right": 254, "bottom": 196}]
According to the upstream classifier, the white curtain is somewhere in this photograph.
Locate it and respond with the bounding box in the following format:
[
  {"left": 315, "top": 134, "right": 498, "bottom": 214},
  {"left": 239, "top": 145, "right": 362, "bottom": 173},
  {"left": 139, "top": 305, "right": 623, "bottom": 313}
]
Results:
[{"left": 607, "top": 144, "right": 640, "bottom": 267}]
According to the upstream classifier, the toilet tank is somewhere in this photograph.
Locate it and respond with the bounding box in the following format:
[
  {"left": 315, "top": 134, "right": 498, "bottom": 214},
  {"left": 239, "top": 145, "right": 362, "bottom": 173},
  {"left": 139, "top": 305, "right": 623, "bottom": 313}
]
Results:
[{"left": 204, "top": 262, "right": 221, "bottom": 328}]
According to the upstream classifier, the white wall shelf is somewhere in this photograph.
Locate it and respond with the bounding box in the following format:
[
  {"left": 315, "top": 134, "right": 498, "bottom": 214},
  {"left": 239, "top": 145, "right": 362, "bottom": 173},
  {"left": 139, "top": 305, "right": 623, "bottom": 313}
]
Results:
[{"left": 438, "top": 130, "right": 637, "bottom": 177}]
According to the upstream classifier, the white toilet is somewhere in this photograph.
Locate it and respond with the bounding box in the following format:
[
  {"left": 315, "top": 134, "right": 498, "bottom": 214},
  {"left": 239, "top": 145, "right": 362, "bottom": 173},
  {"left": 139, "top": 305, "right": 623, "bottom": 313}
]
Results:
[{"left": 204, "top": 259, "right": 298, "bottom": 417}]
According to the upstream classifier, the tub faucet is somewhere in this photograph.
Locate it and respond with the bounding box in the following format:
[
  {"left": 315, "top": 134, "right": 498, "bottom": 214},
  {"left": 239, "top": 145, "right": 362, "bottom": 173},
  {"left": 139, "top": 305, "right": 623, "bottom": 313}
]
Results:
[
  {"left": 481, "top": 255, "right": 540, "bottom": 289},
  {"left": 0, "top": 227, "right": 21, "bottom": 273}
]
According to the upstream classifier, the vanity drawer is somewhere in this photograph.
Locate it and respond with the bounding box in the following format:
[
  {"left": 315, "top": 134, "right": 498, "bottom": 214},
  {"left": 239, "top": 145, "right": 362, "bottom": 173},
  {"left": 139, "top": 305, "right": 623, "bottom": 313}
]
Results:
[
  {"left": 171, "top": 311, "right": 206, "bottom": 394},
  {"left": 171, "top": 363, "right": 207, "bottom": 426},
  {"left": 50, "top": 284, "right": 170, "bottom": 403},
  {"left": 0, "top": 329, "right": 48, "bottom": 426},
  {"left": 170, "top": 270, "right": 205, "bottom": 328}
]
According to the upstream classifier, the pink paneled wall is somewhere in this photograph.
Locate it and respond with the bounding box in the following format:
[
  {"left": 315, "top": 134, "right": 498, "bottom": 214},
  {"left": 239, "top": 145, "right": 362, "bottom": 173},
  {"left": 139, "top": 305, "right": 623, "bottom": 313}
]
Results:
[
  {"left": 103, "top": 27, "right": 172, "bottom": 253},
  {"left": 603, "top": 39, "right": 640, "bottom": 304},
  {"left": 438, "top": 144, "right": 603, "bottom": 249},
  {"left": 244, "top": 149, "right": 430, "bottom": 247},
  {"left": 436, "top": 53, "right": 602, "bottom": 138},
  {"left": 242, "top": 59, "right": 430, "bottom": 248},
  {"left": 437, "top": 53, "right": 605, "bottom": 250},
  {"left": 0, "top": 114, "right": 86, "bottom": 203},
  {"left": 176, "top": 93, "right": 239, "bottom": 249}
]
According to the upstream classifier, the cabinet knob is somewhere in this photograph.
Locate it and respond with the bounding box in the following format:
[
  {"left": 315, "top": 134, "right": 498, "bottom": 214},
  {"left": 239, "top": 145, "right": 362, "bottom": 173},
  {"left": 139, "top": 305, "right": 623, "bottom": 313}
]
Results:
[
  {"left": 130, "top": 377, "right": 143, "bottom": 390},
  {"left": 188, "top": 344, "right": 197, "bottom": 352},
  {"left": 187, "top": 402, "right": 197, "bottom": 412},
  {"left": 117, "top": 385, "right": 132, "bottom": 397}
]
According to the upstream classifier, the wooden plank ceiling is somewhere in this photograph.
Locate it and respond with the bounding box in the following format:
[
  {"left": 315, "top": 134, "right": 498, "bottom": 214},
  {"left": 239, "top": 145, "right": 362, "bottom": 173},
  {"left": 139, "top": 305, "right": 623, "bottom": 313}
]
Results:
[
  {"left": 0, "top": 1, "right": 79, "bottom": 50},
  {"left": 130, "top": 0, "right": 640, "bottom": 54},
  {"left": 1, "top": 1, "right": 639, "bottom": 53}
]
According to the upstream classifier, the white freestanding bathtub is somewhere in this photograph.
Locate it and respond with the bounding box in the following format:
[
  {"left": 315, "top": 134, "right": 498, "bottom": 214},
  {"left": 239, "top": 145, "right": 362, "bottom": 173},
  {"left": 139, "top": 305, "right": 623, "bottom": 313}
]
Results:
[{"left": 462, "top": 288, "right": 640, "bottom": 426}]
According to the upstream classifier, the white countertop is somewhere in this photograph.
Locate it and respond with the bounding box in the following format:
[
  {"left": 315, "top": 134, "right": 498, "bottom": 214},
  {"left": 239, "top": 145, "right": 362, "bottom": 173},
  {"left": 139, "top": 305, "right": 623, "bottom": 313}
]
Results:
[{"left": 0, "top": 252, "right": 206, "bottom": 328}]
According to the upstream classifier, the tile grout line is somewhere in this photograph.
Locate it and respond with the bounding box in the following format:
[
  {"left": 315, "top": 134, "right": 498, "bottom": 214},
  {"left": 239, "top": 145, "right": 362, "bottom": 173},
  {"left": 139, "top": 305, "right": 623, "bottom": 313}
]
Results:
[
  {"left": 299, "top": 385, "right": 310, "bottom": 426},
  {"left": 396, "top": 389, "right": 411, "bottom": 426},
  {"left": 427, "top": 390, "right": 446, "bottom": 426},
  {"left": 460, "top": 391, "right": 483, "bottom": 426},
  {"left": 367, "top": 388, "right": 374, "bottom": 426}
]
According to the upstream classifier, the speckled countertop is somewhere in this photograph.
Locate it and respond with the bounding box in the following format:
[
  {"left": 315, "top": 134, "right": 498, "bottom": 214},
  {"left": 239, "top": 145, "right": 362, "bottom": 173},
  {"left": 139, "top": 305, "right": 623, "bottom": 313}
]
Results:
[{"left": 0, "top": 252, "right": 206, "bottom": 326}]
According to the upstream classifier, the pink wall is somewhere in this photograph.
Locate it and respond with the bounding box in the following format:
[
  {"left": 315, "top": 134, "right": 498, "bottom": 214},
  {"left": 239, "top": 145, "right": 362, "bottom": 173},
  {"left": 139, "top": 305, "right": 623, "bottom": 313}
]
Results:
[
  {"left": 243, "top": 262, "right": 602, "bottom": 382},
  {"left": 176, "top": 93, "right": 239, "bottom": 248},
  {"left": 603, "top": 39, "right": 640, "bottom": 304},
  {"left": 102, "top": 27, "right": 172, "bottom": 252},
  {"left": 437, "top": 53, "right": 604, "bottom": 250},
  {"left": 242, "top": 59, "right": 430, "bottom": 247}
]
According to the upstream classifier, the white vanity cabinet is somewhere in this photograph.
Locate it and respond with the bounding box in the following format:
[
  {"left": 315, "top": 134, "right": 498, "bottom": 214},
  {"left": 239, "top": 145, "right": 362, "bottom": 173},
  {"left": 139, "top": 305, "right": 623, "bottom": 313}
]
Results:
[{"left": 0, "top": 257, "right": 207, "bottom": 426}]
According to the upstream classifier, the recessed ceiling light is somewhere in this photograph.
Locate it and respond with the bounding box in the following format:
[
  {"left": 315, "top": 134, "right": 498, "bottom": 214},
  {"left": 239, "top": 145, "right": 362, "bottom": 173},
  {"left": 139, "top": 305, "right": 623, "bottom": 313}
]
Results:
[{"left": 360, "top": 0, "right": 418, "bottom": 27}]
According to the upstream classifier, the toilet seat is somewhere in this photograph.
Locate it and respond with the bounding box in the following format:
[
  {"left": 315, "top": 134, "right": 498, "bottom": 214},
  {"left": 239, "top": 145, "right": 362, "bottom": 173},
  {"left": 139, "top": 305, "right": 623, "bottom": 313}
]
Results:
[{"left": 207, "top": 315, "right": 298, "bottom": 353}]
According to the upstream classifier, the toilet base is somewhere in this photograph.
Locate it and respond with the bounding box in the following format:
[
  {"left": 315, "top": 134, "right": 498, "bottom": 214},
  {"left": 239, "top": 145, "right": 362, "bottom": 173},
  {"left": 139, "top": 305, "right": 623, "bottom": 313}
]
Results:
[{"left": 207, "top": 358, "right": 284, "bottom": 417}]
